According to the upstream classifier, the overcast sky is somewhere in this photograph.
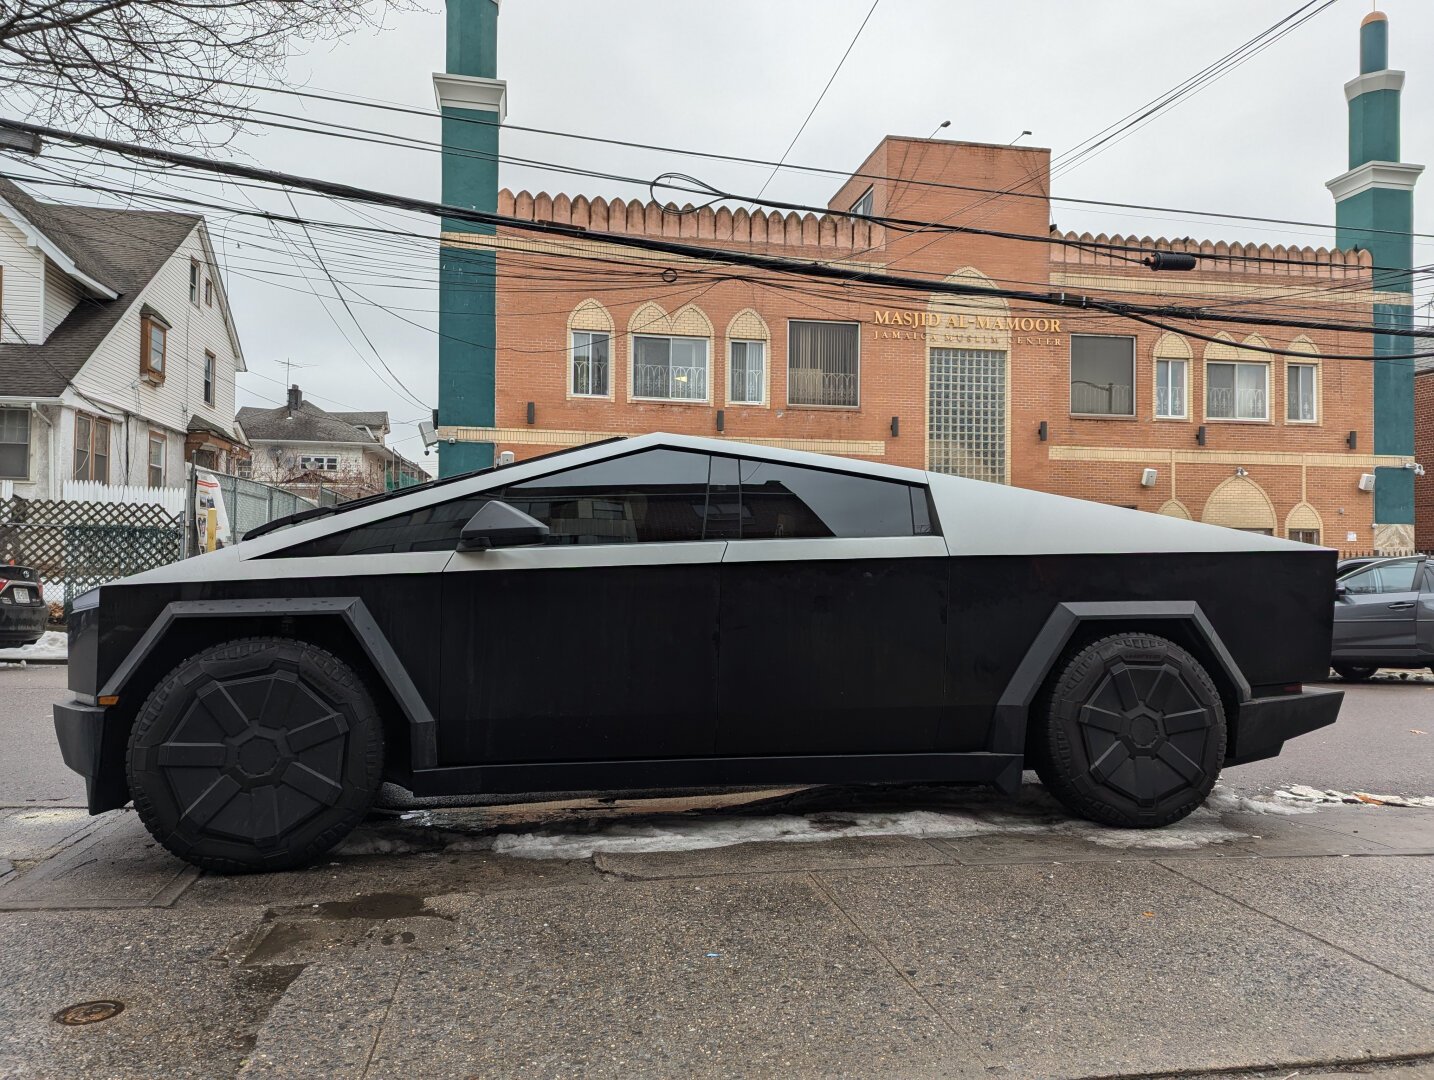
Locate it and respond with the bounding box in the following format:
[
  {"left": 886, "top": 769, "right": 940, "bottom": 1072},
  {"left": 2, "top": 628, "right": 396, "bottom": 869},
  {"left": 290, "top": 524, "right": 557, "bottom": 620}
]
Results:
[{"left": 134, "top": 0, "right": 1434, "bottom": 466}]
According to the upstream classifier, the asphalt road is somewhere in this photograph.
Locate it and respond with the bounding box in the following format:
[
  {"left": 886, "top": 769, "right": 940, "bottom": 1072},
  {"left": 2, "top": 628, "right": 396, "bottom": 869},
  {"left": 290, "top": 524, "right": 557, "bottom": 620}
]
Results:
[{"left": 4, "top": 664, "right": 1430, "bottom": 811}]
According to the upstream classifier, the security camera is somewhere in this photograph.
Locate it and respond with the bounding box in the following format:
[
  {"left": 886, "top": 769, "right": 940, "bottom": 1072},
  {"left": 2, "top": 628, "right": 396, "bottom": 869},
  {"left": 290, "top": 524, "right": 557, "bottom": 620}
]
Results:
[{"left": 447, "top": 437, "right": 456, "bottom": 445}]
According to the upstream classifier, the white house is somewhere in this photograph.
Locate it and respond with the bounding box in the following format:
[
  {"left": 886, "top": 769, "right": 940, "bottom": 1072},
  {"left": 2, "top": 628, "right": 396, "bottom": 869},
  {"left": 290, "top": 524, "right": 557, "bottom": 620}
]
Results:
[
  {"left": 0, "top": 176, "right": 247, "bottom": 500},
  {"left": 237, "top": 386, "right": 428, "bottom": 500}
]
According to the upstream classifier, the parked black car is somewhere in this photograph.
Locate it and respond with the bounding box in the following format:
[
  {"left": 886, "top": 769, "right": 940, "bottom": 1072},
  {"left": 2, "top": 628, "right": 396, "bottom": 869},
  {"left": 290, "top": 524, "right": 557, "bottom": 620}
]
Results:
[
  {"left": 53, "top": 434, "right": 1342, "bottom": 872},
  {"left": 0, "top": 565, "right": 47, "bottom": 647},
  {"left": 1331, "top": 555, "right": 1433, "bottom": 680}
]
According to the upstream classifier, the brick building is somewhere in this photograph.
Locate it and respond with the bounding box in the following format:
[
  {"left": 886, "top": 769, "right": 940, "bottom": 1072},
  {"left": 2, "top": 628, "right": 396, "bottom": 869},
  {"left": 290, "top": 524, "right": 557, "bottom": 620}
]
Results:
[{"left": 434, "top": 6, "right": 1420, "bottom": 555}]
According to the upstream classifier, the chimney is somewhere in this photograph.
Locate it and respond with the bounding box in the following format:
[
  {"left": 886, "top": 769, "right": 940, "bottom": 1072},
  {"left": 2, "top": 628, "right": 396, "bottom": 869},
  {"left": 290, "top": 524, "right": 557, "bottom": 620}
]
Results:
[{"left": 287, "top": 385, "right": 301, "bottom": 415}]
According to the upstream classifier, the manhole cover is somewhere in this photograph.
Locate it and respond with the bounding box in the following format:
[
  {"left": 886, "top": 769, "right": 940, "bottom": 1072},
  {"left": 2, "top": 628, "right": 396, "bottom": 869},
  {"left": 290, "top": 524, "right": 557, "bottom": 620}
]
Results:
[{"left": 54, "top": 1000, "right": 125, "bottom": 1026}]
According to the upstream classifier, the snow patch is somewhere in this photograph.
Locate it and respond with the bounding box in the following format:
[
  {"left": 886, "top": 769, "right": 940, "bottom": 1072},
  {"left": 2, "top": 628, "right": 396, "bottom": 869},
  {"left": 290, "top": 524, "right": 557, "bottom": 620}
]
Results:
[
  {"left": 1275, "top": 784, "right": 1434, "bottom": 809},
  {"left": 0, "top": 630, "right": 66, "bottom": 663}
]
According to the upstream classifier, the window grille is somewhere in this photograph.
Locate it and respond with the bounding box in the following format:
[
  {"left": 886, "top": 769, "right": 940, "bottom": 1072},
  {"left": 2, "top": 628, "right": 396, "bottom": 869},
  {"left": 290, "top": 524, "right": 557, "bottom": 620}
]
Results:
[
  {"left": 729, "top": 340, "right": 765, "bottom": 404},
  {"left": 788, "top": 321, "right": 858, "bottom": 407}
]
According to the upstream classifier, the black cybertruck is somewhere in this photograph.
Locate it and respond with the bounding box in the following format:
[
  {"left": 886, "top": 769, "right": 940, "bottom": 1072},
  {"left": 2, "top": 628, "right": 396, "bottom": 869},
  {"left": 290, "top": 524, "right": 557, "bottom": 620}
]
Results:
[{"left": 54, "top": 433, "right": 1341, "bottom": 872}]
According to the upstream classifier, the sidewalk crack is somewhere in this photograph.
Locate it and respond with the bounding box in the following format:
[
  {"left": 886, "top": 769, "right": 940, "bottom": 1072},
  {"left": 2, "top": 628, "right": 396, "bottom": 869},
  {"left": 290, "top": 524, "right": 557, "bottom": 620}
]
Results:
[{"left": 359, "top": 954, "right": 408, "bottom": 1078}]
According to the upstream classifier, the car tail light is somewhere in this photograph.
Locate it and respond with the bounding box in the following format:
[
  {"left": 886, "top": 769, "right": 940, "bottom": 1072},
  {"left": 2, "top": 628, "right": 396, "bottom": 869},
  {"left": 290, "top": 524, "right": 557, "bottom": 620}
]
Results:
[{"left": 1281, "top": 684, "right": 1302, "bottom": 695}]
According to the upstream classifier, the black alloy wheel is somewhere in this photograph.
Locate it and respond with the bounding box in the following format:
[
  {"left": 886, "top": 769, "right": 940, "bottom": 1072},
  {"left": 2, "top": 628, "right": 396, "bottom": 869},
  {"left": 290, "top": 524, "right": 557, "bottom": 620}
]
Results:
[
  {"left": 1332, "top": 665, "right": 1378, "bottom": 682},
  {"left": 127, "top": 637, "right": 384, "bottom": 873},
  {"left": 1032, "top": 633, "right": 1226, "bottom": 828}
]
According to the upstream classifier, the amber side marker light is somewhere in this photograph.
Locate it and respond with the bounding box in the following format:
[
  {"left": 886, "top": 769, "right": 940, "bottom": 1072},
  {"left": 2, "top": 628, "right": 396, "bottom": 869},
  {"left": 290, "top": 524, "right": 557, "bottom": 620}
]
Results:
[{"left": 98, "top": 695, "right": 119, "bottom": 707}]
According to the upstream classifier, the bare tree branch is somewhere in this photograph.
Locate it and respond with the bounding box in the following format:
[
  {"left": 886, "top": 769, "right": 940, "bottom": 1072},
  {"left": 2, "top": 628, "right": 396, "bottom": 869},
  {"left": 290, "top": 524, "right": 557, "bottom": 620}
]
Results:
[{"left": 0, "top": 1, "right": 422, "bottom": 148}]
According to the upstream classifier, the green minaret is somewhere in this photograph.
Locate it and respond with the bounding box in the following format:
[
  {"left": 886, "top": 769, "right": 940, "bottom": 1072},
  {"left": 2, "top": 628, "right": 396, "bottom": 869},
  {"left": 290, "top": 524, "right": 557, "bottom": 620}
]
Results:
[
  {"left": 434, "top": 0, "right": 504, "bottom": 476},
  {"left": 1327, "top": 9, "right": 1423, "bottom": 552}
]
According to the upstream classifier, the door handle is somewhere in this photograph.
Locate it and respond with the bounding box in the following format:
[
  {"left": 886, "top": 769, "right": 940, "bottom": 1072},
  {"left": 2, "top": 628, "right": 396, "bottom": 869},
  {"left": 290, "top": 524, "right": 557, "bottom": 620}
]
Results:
[{"left": 1386, "top": 602, "right": 1415, "bottom": 610}]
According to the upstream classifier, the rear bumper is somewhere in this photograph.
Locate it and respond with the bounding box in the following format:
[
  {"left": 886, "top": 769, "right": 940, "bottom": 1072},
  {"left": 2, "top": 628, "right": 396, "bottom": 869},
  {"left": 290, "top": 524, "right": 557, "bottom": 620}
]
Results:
[
  {"left": 1225, "top": 686, "right": 1343, "bottom": 766},
  {"left": 53, "top": 699, "right": 131, "bottom": 814},
  {"left": 0, "top": 604, "right": 47, "bottom": 645}
]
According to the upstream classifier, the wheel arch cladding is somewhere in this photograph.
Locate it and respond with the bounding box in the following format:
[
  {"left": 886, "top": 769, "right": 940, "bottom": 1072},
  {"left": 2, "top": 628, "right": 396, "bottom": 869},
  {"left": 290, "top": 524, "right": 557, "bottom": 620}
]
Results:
[
  {"left": 994, "top": 601, "right": 1249, "bottom": 759},
  {"left": 102, "top": 599, "right": 435, "bottom": 795}
]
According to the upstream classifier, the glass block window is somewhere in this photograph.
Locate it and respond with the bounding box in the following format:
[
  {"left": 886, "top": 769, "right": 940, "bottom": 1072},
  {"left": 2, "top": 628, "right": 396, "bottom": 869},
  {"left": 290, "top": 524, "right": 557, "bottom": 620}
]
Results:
[
  {"left": 1287, "top": 363, "right": 1317, "bottom": 422},
  {"left": 1207, "top": 361, "right": 1268, "bottom": 420},
  {"left": 729, "top": 340, "right": 765, "bottom": 404},
  {"left": 928, "top": 348, "right": 1006, "bottom": 485},
  {"left": 1156, "top": 358, "right": 1187, "bottom": 419}
]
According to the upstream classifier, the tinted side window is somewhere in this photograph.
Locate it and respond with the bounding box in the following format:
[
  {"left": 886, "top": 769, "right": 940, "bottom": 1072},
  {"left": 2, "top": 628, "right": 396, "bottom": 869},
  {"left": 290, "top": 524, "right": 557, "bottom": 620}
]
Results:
[
  {"left": 278, "top": 494, "right": 499, "bottom": 556},
  {"left": 738, "top": 459, "right": 925, "bottom": 539},
  {"left": 1376, "top": 561, "right": 1419, "bottom": 593},
  {"left": 1340, "top": 567, "right": 1379, "bottom": 595},
  {"left": 504, "top": 449, "right": 710, "bottom": 545}
]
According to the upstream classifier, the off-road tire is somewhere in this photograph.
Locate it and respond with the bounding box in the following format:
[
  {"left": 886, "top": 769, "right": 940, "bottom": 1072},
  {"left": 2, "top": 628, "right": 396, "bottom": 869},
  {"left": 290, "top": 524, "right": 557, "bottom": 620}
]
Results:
[
  {"left": 1332, "top": 665, "right": 1377, "bottom": 682},
  {"left": 1032, "top": 633, "right": 1226, "bottom": 828},
  {"left": 127, "top": 636, "right": 384, "bottom": 873}
]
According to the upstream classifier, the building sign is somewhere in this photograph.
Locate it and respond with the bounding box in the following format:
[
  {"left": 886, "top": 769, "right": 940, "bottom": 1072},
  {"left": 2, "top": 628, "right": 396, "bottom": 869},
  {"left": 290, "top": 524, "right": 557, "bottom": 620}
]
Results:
[{"left": 869, "top": 309, "right": 1062, "bottom": 347}]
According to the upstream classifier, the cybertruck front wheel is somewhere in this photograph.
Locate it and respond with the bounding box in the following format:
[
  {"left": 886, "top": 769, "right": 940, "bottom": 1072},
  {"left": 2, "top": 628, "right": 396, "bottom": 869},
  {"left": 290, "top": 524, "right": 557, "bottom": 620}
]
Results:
[
  {"left": 1031, "top": 633, "right": 1226, "bottom": 828},
  {"left": 127, "top": 637, "right": 384, "bottom": 873}
]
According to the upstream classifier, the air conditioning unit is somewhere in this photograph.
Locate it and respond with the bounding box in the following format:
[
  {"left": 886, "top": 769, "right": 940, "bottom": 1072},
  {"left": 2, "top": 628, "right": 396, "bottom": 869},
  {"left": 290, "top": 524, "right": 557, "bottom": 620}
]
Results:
[
  {"left": 1140, "top": 468, "right": 1158, "bottom": 488},
  {"left": 1357, "top": 473, "right": 1376, "bottom": 492}
]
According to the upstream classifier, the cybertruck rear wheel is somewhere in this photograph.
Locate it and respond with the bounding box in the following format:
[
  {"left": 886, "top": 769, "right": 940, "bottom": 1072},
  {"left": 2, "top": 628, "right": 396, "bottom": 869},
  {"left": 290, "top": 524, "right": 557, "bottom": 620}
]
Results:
[
  {"left": 127, "top": 637, "right": 384, "bottom": 873},
  {"left": 1032, "top": 633, "right": 1226, "bottom": 828}
]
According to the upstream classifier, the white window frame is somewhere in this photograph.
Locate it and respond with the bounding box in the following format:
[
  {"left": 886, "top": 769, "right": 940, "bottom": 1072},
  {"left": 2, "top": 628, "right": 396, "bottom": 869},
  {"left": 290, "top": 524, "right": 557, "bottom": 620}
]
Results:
[
  {"left": 787, "top": 320, "right": 861, "bottom": 409},
  {"left": 1205, "top": 360, "right": 1270, "bottom": 422},
  {"left": 630, "top": 333, "right": 710, "bottom": 404},
  {"left": 1154, "top": 357, "right": 1188, "bottom": 420},
  {"left": 570, "top": 330, "right": 612, "bottom": 399},
  {"left": 300, "top": 455, "right": 340, "bottom": 472},
  {"left": 1286, "top": 361, "right": 1319, "bottom": 424},
  {"left": 1069, "top": 334, "right": 1136, "bottom": 418},
  {"left": 850, "top": 186, "right": 875, "bottom": 217},
  {"left": 148, "top": 430, "right": 166, "bottom": 487},
  {"left": 0, "top": 407, "right": 30, "bottom": 481},
  {"left": 203, "top": 350, "right": 216, "bottom": 407},
  {"left": 728, "top": 339, "right": 767, "bottom": 406}
]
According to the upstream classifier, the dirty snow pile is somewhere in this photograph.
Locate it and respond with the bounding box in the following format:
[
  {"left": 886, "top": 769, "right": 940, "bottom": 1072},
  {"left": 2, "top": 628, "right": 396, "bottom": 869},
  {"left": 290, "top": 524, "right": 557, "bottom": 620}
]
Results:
[
  {"left": 0, "top": 630, "right": 66, "bottom": 663},
  {"left": 1275, "top": 784, "right": 1434, "bottom": 809},
  {"left": 339, "top": 783, "right": 1307, "bottom": 861}
]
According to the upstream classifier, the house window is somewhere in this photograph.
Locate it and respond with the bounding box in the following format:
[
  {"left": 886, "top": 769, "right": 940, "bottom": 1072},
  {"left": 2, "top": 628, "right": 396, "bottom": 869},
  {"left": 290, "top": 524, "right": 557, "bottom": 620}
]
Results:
[
  {"left": 300, "top": 455, "right": 339, "bottom": 471},
  {"left": 73, "top": 413, "right": 111, "bottom": 483},
  {"left": 788, "top": 321, "right": 859, "bottom": 408},
  {"left": 1070, "top": 335, "right": 1135, "bottom": 416},
  {"left": 850, "top": 187, "right": 874, "bottom": 217},
  {"left": 633, "top": 335, "right": 708, "bottom": 401},
  {"left": 729, "top": 340, "right": 765, "bottom": 404},
  {"left": 1207, "top": 361, "right": 1269, "bottom": 420},
  {"left": 1289, "top": 528, "right": 1321, "bottom": 545},
  {"left": 204, "top": 278, "right": 213, "bottom": 307},
  {"left": 189, "top": 259, "right": 201, "bottom": 306},
  {"left": 0, "top": 408, "right": 29, "bottom": 480},
  {"left": 1287, "top": 363, "right": 1318, "bottom": 423},
  {"left": 140, "top": 314, "right": 168, "bottom": 384},
  {"left": 570, "top": 331, "right": 610, "bottom": 397},
  {"left": 236, "top": 459, "right": 253, "bottom": 479},
  {"left": 1155, "top": 358, "right": 1187, "bottom": 419},
  {"left": 203, "top": 351, "right": 216, "bottom": 406},
  {"left": 148, "top": 431, "right": 166, "bottom": 487}
]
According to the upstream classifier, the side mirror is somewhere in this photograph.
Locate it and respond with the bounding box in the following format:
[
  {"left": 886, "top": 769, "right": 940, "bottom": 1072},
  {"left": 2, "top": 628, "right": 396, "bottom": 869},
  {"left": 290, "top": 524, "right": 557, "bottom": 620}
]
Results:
[
  {"left": 458, "top": 500, "right": 550, "bottom": 551},
  {"left": 1334, "top": 583, "right": 1348, "bottom": 598}
]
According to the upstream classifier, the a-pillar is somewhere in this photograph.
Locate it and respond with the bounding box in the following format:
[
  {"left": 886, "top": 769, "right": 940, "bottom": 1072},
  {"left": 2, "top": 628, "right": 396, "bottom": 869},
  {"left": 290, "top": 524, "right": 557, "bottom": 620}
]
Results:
[
  {"left": 1327, "top": 10, "right": 1423, "bottom": 552},
  {"left": 434, "top": 0, "right": 504, "bottom": 476}
]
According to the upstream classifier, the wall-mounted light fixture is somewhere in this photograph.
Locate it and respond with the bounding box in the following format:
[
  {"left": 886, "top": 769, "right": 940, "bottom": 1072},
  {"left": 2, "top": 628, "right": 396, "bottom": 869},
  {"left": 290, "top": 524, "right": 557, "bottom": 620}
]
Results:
[
  {"left": 890, "top": 416, "right": 900, "bottom": 438},
  {"left": 1196, "top": 425, "right": 1207, "bottom": 447},
  {"left": 1357, "top": 473, "right": 1376, "bottom": 492},
  {"left": 1235, "top": 466, "right": 1248, "bottom": 478},
  {"left": 1346, "top": 430, "right": 1357, "bottom": 450},
  {"left": 1038, "top": 421, "right": 1048, "bottom": 442},
  {"left": 715, "top": 409, "right": 725, "bottom": 433},
  {"left": 526, "top": 401, "right": 536, "bottom": 425}
]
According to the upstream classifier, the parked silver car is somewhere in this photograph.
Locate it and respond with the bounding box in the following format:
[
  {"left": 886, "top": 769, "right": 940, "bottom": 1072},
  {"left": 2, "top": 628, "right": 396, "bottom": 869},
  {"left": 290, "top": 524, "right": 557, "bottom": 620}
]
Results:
[{"left": 1331, "top": 555, "right": 1434, "bottom": 680}]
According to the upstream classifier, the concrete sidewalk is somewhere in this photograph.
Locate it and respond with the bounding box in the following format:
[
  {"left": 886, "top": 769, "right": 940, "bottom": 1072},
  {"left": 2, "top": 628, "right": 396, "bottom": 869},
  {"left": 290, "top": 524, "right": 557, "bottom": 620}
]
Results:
[{"left": 0, "top": 796, "right": 1430, "bottom": 1079}]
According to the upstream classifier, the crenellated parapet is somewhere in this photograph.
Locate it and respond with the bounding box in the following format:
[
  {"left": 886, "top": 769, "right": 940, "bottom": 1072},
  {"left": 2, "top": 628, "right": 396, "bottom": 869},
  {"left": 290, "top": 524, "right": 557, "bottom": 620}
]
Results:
[
  {"left": 499, "top": 189, "right": 883, "bottom": 252},
  {"left": 1049, "top": 230, "right": 1372, "bottom": 279}
]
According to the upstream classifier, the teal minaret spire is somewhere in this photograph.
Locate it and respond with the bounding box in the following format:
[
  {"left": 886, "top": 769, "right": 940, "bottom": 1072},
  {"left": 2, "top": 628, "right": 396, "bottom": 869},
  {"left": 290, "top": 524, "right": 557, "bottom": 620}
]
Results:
[
  {"left": 1327, "top": 9, "right": 1423, "bottom": 552},
  {"left": 434, "top": 0, "right": 505, "bottom": 476}
]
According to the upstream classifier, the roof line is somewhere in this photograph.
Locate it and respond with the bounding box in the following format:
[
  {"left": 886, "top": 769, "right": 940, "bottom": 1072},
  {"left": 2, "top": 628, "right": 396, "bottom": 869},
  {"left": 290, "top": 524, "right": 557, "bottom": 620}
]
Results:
[{"left": 0, "top": 193, "right": 118, "bottom": 300}]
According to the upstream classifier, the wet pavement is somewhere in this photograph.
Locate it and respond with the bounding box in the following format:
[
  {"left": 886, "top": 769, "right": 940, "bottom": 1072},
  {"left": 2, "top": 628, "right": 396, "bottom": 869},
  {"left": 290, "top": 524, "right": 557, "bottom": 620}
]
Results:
[{"left": 1, "top": 665, "right": 1431, "bottom": 1079}]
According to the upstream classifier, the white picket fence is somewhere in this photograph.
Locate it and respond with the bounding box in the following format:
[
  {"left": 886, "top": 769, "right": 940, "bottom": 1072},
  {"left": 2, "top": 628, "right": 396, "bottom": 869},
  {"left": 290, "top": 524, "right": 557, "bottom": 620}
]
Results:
[
  {"left": 0, "top": 480, "right": 11, "bottom": 501},
  {"left": 61, "top": 480, "right": 187, "bottom": 517}
]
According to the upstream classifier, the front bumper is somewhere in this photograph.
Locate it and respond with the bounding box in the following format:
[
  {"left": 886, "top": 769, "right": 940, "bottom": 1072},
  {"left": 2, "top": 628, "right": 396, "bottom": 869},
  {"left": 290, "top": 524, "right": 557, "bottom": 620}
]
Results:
[
  {"left": 53, "top": 699, "right": 131, "bottom": 814},
  {"left": 1225, "top": 686, "right": 1343, "bottom": 766}
]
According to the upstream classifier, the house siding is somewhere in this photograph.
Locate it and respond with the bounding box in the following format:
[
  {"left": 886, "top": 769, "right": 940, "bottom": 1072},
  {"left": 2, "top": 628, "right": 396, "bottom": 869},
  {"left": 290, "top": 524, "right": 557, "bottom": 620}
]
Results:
[
  {"left": 0, "top": 215, "right": 46, "bottom": 345},
  {"left": 42, "top": 259, "right": 80, "bottom": 341}
]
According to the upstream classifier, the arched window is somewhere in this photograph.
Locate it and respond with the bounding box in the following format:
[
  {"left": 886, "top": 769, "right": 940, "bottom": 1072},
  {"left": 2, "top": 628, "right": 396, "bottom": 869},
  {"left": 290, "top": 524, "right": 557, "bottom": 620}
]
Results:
[
  {"left": 726, "top": 309, "right": 770, "bottom": 406},
  {"left": 1285, "top": 336, "right": 1320, "bottom": 424},
  {"left": 568, "top": 299, "right": 614, "bottom": 399},
  {"left": 1152, "top": 333, "right": 1191, "bottom": 420},
  {"left": 631, "top": 303, "right": 713, "bottom": 402}
]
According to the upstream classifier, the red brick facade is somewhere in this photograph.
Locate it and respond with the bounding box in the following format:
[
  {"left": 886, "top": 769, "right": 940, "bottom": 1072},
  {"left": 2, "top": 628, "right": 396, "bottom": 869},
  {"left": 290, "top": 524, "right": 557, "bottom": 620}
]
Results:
[{"left": 453, "top": 137, "right": 1404, "bottom": 554}]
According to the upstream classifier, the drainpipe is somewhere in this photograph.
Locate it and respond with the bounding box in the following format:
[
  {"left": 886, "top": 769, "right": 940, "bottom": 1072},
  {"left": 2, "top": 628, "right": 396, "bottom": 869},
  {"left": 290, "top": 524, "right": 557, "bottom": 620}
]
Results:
[{"left": 28, "top": 403, "right": 55, "bottom": 500}]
